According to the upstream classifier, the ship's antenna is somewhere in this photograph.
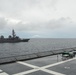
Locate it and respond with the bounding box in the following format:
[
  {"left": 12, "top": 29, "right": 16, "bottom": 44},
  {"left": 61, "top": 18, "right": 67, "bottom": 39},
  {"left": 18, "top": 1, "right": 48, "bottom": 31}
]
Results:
[{"left": 12, "top": 29, "right": 16, "bottom": 38}]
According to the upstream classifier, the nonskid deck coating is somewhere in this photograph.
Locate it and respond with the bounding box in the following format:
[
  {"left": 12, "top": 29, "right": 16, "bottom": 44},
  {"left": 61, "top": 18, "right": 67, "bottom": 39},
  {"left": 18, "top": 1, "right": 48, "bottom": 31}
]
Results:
[{"left": 0, "top": 54, "right": 76, "bottom": 75}]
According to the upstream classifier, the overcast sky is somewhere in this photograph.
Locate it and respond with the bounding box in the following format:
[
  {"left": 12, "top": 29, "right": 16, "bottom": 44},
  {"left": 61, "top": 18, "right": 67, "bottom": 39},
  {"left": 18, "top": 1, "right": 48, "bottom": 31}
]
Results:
[{"left": 0, "top": 0, "right": 76, "bottom": 38}]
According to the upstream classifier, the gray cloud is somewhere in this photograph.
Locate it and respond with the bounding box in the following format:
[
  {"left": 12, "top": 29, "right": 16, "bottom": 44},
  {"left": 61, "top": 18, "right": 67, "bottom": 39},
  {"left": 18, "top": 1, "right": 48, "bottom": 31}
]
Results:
[
  {"left": 0, "top": 0, "right": 76, "bottom": 38},
  {"left": 0, "top": 0, "right": 59, "bottom": 21},
  {"left": 0, "top": 17, "right": 7, "bottom": 29},
  {"left": 0, "top": 16, "right": 74, "bottom": 32},
  {"left": 0, "top": 16, "right": 76, "bottom": 38},
  {"left": 9, "top": 17, "right": 73, "bottom": 31}
]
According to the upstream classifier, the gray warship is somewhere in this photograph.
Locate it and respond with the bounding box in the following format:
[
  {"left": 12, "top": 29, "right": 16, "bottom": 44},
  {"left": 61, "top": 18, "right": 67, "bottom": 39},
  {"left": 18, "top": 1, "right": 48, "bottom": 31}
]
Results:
[{"left": 0, "top": 30, "right": 30, "bottom": 43}]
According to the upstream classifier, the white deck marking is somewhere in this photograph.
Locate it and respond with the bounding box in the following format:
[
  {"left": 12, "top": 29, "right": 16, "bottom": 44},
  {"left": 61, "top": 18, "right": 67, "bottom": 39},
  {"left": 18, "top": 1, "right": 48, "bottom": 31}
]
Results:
[
  {"left": 0, "top": 69, "right": 9, "bottom": 75},
  {"left": 15, "top": 57, "right": 76, "bottom": 75},
  {"left": 1, "top": 57, "right": 76, "bottom": 75},
  {"left": 13, "top": 69, "right": 40, "bottom": 75},
  {"left": 17, "top": 57, "right": 76, "bottom": 69},
  {"left": 13, "top": 68, "right": 65, "bottom": 75},
  {"left": 0, "top": 72, "right": 9, "bottom": 75},
  {"left": 42, "top": 57, "right": 76, "bottom": 69},
  {"left": 17, "top": 61, "right": 39, "bottom": 69},
  {"left": 41, "top": 69, "right": 65, "bottom": 75},
  {"left": 0, "top": 69, "right": 3, "bottom": 72}
]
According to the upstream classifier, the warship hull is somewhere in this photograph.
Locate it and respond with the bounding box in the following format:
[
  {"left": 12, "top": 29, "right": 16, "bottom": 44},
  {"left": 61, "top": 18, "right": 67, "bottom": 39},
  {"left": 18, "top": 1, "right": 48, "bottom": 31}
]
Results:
[
  {"left": 0, "top": 30, "right": 30, "bottom": 43},
  {"left": 0, "top": 39, "right": 30, "bottom": 43}
]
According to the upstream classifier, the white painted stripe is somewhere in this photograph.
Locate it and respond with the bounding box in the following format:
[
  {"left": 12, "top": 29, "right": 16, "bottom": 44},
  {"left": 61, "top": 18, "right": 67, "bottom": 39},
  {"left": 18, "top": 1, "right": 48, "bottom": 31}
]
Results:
[
  {"left": 0, "top": 72, "right": 9, "bottom": 75},
  {"left": 42, "top": 57, "right": 76, "bottom": 69},
  {"left": 16, "top": 61, "right": 65, "bottom": 75},
  {"left": 0, "top": 69, "right": 3, "bottom": 72},
  {"left": 15, "top": 57, "right": 76, "bottom": 75},
  {"left": 13, "top": 68, "right": 65, "bottom": 75},
  {"left": 17, "top": 61, "right": 39, "bottom": 69},
  {"left": 18, "top": 57, "right": 76, "bottom": 69},
  {"left": 41, "top": 69, "right": 65, "bottom": 75},
  {"left": 13, "top": 69, "right": 40, "bottom": 75}
]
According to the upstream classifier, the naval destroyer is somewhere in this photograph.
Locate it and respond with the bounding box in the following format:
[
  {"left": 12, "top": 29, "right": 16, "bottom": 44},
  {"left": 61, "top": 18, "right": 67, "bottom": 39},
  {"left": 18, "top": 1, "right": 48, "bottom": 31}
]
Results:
[{"left": 0, "top": 30, "right": 30, "bottom": 43}]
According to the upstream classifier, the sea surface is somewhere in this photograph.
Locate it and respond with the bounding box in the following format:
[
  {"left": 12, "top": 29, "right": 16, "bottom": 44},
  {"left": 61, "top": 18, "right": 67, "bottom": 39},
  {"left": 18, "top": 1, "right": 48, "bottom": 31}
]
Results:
[{"left": 0, "top": 38, "right": 76, "bottom": 58}]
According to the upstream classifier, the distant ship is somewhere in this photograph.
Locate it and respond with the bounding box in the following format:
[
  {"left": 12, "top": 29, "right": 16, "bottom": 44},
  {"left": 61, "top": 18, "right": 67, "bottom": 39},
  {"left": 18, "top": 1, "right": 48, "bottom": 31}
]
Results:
[{"left": 0, "top": 30, "right": 30, "bottom": 43}]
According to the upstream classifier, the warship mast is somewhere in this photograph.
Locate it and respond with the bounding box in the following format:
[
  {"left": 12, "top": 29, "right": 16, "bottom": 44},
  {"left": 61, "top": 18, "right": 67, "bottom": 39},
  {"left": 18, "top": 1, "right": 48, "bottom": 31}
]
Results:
[{"left": 12, "top": 29, "right": 16, "bottom": 38}]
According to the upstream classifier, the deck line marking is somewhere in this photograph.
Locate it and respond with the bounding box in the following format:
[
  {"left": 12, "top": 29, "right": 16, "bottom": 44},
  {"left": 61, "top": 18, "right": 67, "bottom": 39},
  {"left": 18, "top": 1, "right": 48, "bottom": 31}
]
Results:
[
  {"left": 42, "top": 57, "right": 76, "bottom": 69},
  {"left": 41, "top": 69, "right": 65, "bottom": 75},
  {"left": 16, "top": 61, "right": 66, "bottom": 75},
  {"left": 13, "top": 69, "right": 40, "bottom": 75},
  {"left": 0, "top": 57, "right": 75, "bottom": 75},
  {"left": 0, "top": 72, "right": 9, "bottom": 75},
  {"left": 15, "top": 57, "right": 76, "bottom": 75},
  {"left": 17, "top": 57, "right": 76, "bottom": 69},
  {"left": 0, "top": 69, "right": 3, "bottom": 72},
  {"left": 17, "top": 61, "right": 39, "bottom": 69},
  {"left": 13, "top": 68, "right": 65, "bottom": 75}
]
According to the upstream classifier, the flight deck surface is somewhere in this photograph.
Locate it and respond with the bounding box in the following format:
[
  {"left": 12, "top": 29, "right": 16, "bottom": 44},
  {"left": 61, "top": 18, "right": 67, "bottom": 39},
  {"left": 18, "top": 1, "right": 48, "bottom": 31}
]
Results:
[{"left": 0, "top": 55, "right": 76, "bottom": 75}]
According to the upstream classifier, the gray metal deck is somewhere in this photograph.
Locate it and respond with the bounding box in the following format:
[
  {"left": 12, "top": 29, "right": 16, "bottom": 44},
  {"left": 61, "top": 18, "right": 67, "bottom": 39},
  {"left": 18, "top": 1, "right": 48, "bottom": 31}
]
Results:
[{"left": 0, "top": 54, "right": 76, "bottom": 75}]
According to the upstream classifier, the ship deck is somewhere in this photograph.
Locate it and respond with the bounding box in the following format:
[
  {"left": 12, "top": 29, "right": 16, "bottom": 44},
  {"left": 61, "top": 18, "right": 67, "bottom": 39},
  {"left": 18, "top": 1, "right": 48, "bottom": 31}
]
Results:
[{"left": 0, "top": 54, "right": 76, "bottom": 75}]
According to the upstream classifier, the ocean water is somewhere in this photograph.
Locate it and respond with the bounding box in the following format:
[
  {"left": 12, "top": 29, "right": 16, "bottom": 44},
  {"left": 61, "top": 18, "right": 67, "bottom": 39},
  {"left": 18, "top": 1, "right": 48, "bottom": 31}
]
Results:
[{"left": 0, "top": 38, "right": 76, "bottom": 58}]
